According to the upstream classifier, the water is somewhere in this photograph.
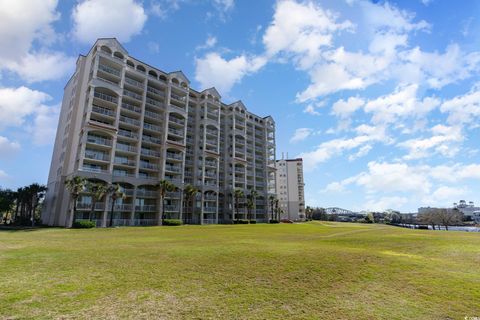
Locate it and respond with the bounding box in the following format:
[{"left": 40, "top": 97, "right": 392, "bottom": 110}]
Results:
[{"left": 401, "top": 224, "right": 480, "bottom": 232}]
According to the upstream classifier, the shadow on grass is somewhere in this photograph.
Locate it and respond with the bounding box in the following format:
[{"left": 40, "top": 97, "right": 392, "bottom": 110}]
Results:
[{"left": 0, "top": 225, "right": 63, "bottom": 232}]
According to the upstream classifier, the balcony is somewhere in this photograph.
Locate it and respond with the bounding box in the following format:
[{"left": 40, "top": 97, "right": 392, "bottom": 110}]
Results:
[
  {"left": 170, "top": 93, "right": 186, "bottom": 103},
  {"left": 98, "top": 64, "right": 121, "bottom": 77},
  {"left": 118, "top": 129, "right": 139, "bottom": 139},
  {"left": 169, "top": 117, "right": 185, "bottom": 126},
  {"left": 124, "top": 77, "right": 144, "bottom": 89},
  {"left": 76, "top": 202, "right": 106, "bottom": 211},
  {"left": 94, "top": 91, "right": 118, "bottom": 104},
  {"left": 113, "top": 171, "right": 135, "bottom": 178},
  {"left": 142, "top": 135, "right": 161, "bottom": 144},
  {"left": 164, "top": 205, "right": 179, "bottom": 212},
  {"left": 168, "top": 127, "right": 184, "bottom": 137},
  {"left": 92, "top": 105, "right": 116, "bottom": 117},
  {"left": 123, "top": 89, "right": 143, "bottom": 101},
  {"left": 146, "top": 97, "right": 162, "bottom": 108},
  {"left": 144, "top": 110, "right": 161, "bottom": 120},
  {"left": 166, "top": 152, "right": 183, "bottom": 161},
  {"left": 143, "top": 123, "right": 161, "bottom": 132},
  {"left": 141, "top": 148, "right": 161, "bottom": 157},
  {"left": 165, "top": 165, "right": 182, "bottom": 173},
  {"left": 81, "top": 166, "right": 109, "bottom": 174},
  {"left": 205, "top": 160, "right": 216, "bottom": 167},
  {"left": 113, "top": 204, "right": 133, "bottom": 211},
  {"left": 136, "top": 189, "right": 157, "bottom": 197},
  {"left": 119, "top": 115, "right": 140, "bottom": 127},
  {"left": 84, "top": 151, "right": 109, "bottom": 162},
  {"left": 114, "top": 158, "right": 136, "bottom": 166},
  {"left": 116, "top": 144, "right": 137, "bottom": 153},
  {"left": 86, "top": 136, "right": 112, "bottom": 147},
  {"left": 135, "top": 205, "right": 157, "bottom": 212},
  {"left": 121, "top": 102, "right": 141, "bottom": 114},
  {"left": 205, "top": 171, "right": 217, "bottom": 178},
  {"left": 147, "top": 86, "right": 165, "bottom": 97},
  {"left": 140, "top": 162, "right": 159, "bottom": 170}
]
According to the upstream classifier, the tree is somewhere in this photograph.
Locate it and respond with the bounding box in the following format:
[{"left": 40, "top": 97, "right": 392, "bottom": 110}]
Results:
[
  {"left": 248, "top": 189, "right": 258, "bottom": 221},
  {"left": 86, "top": 182, "right": 108, "bottom": 221},
  {"left": 305, "top": 206, "right": 313, "bottom": 220},
  {"left": 246, "top": 194, "right": 254, "bottom": 222},
  {"left": 0, "top": 188, "right": 16, "bottom": 224},
  {"left": 25, "top": 183, "right": 47, "bottom": 227},
  {"left": 65, "top": 176, "right": 87, "bottom": 227},
  {"left": 437, "top": 208, "right": 463, "bottom": 231},
  {"left": 268, "top": 194, "right": 276, "bottom": 222},
  {"left": 274, "top": 198, "right": 280, "bottom": 221},
  {"left": 233, "top": 189, "right": 244, "bottom": 223},
  {"left": 107, "top": 184, "right": 126, "bottom": 227},
  {"left": 183, "top": 184, "right": 198, "bottom": 224},
  {"left": 157, "top": 180, "right": 176, "bottom": 225}
]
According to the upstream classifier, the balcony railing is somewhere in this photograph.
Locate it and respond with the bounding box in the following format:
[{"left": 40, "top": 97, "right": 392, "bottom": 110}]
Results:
[
  {"left": 86, "top": 136, "right": 113, "bottom": 146},
  {"left": 147, "top": 86, "right": 165, "bottom": 96},
  {"left": 169, "top": 117, "right": 185, "bottom": 126},
  {"left": 164, "top": 205, "right": 179, "bottom": 212},
  {"left": 140, "top": 162, "right": 159, "bottom": 170},
  {"left": 114, "top": 158, "right": 136, "bottom": 166},
  {"left": 146, "top": 97, "right": 162, "bottom": 107},
  {"left": 84, "top": 151, "right": 109, "bottom": 162},
  {"left": 145, "top": 110, "right": 161, "bottom": 120},
  {"left": 92, "top": 105, "right": 116, "bottom": 117},
  {"left": 142, "top": 135, "right": 161, "bottom": 144},
  {"left": 121, "top": 102, "right": 141, "bottom": 114},
  {"left": 119, "top": 115, "right": 140, "bottom": 126},
  {"left": 166, "top": 153, "right": 182, "bottom": 160},
  {"left": 135, "top": 205, "right": 157, "bottom": 212},
  {"left": 170, "top": 93, "right": 186, "bottom": 102},
  {"left": 81, "top": 166, "right": 109, "bottom": 174},
  {"left": 141, "top": 149, "right": 161, "bottom": 157},
  {"left": 76, "top": 202, "right": 106, "bottom": 210},
  {"left": 123, "top": 89, "right": 143, "bottom": 101},
  {"left": 98, "top": 64, "right": 121, "bottom": 77},
  {"left": 136, "top": 190, "right": 157, "bottom": 197},
  {"left": 116, "top": 144, "right": 137, "bottom": 153},
  {"left": 113, "top": 204, "right": 133, "bottom": 211},
  {"left": 168, "top": 128, "right": 183, "bottom": 136},
  {"left": 124, "top": 77, "right": 144, "bottom": 88},
  {"left": 165, "top": 165, "right": 181, "bottom": 173},
  {"left": 143, "top": 123, "right": 161, "bottom": 132},
  {"left": 94, "top": 91, "right": 118, "bottom": 104},
  {"left": 118, "top": 129, "right": 139, "bottom": 139}
]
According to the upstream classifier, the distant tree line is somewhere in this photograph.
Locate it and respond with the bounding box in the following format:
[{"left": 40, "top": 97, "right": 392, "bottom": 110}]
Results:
[
  {"left": 304, "top": 206, "right": 465, "bottom": 230},
  {"left": 0, "top": 183, "right": 47, "bottom": 226}
]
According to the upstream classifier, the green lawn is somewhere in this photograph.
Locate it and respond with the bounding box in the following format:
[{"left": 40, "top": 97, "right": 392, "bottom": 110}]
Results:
[{"left": 1, "top": 222, "right": 479, "bottom": 319}]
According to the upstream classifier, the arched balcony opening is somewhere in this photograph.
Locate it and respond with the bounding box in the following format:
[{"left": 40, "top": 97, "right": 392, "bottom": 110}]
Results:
[
  {"left": 100, "top": 45, "right": 112, "bottom": 55},
  {"left": 113, "top": 51, "right": 124, "bottom": 60}
]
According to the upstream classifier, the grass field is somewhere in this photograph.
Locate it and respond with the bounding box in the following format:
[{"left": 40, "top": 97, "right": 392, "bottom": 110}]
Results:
[{"left": 1, "top": 222, "right": 479, "bottom": 319}]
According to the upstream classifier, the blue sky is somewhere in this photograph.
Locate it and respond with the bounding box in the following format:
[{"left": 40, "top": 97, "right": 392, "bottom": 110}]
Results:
[{"left": 1, "top": 0, "right": 480, "bottom": 212}]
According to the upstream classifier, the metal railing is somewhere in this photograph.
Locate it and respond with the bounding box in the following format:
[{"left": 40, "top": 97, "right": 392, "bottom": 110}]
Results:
[
  {"left": 94, "top": 91, "right": 118, "bottom": 104},
  {"left": 98, "top": 64, "right": 121, "bottom": 77}
]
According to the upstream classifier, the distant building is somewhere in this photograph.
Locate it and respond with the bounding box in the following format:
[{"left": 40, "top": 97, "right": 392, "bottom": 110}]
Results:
[
  {"left": 275, "top": 158, "right": 305, "bottom": 221},
  {"left": 453, "top": 200, "right": 480, "bottom": 218}
]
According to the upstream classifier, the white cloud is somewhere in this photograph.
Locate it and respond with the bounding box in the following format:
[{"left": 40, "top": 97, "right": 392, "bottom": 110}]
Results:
[
  {"left": 348, "top": 144, "right": 372, "bottom": 161},
  {"left": 364, "top": 196, "right": 409, "bottom": 212},
  {"left": 0, "top": 169, "right": 8, "bottom": 181},
  {"left": 212, "top": 0, "right": 234, "bottom": 12},
  {"left": 0, "top": 87, "right": 52, "bottom": 129},
  {"left": 0, "top": 136, "right": 21, "bottom": 158},
  {"left": 298, "top": 124, "right": 389, "bottom": 170},
  {"left": 72, "top": 0, "right": 147, "bottom": 44},
  {"left": 364, "top": 84, "right": 440, "bottom": 125},
  {"left": 426, "top": 186, "right": 466, "bottom": 207},
  {"left": 194, "top": 52, "right": 267, "bottom": 94},
  {"left": 0, "top": 0, "right": 74, "bottom": 82},
  {"left": 31, "top": 105, "right": 60, "bottom": 146},
  {"left": 440, "top": 84, "right": 480, "bottom": 126},
  {"left": 397, "top": 125, "right": 463, "bottom": 160},
  {"left": 290, "top": 128, "right": 313, "bottom": 143},
  {"left": 196, "top": 36, "right": 217, "bottom": 51},
  {"left": 263, "top": 0, "right": 353, "bottom": 68},
  {"left": 332, "top": 96, "right": 364, "bottom": 118},
  {"left": 6, "top": 52, "right": 75, "bottom": 83}
]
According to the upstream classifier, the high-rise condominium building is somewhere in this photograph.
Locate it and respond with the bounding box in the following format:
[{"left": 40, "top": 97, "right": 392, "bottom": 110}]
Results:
[
  {"left": 42, "top": 38, "right": 276, "bottom": 227},
  {"left": 275, "top": 158, "right": 305, "bottom": 221}
]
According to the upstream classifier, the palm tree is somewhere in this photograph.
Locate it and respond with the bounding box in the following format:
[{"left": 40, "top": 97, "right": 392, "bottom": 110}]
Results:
[
  {"left": 305, "top": 206, "right": 313, "bottom": 220},
  {"left": 183, "top": 184, "right": 198, "bottom": 224},
  {"left": 86, "top": 182, "right": 108, "bottom": 221},
  {"left": 65, "top": 176, "right": 87, "bottom": 227},
  {"left": 157, "top": 180, "right": 176, "bottom": 225},
  {"left": 246, "top": 195, "right": 254, "bottom": 222},
  {"left": 107, "top": 184, "right": 125, "bottom": 227},
  {"left": 248, "top": 189, "right": 258, "bottom": 221},
  {"left": 233, "top": 189, "right": 244, "bottom": 223},
  {"left": 274, "top": 199, "right": 280, "bottom": 221},
  {"left": 26, "top": 183, "right": 47, "bottom": 227},
  {"left": 269, "top": 194, "right": 276, "bottom": 222}
]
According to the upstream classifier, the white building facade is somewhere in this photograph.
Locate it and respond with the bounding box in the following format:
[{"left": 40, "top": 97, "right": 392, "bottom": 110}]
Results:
[
  {"left": 42, "top": 38, "right": 276, "bottom": 227},
  {"left": 275, "top": 158, "right": 305, "bottom": 221}
]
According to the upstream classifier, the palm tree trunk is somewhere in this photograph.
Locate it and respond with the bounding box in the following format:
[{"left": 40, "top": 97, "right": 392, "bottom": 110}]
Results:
[{"left": 109, "top": 200, "right": 115, "bottom": 227}]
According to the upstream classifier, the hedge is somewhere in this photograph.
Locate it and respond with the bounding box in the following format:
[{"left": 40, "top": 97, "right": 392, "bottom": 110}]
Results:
[
  {"left": 234, "top": 219, "right": 249, "bottom": 224},
  {"left": 269, "top": 220, "right": 279, "bottom": 224},
  {"left": 163, "top": 219, "right": 182, "bottom": 226},
  {"left": 72, "top": 220, "right": 96, "bottom": 228}
]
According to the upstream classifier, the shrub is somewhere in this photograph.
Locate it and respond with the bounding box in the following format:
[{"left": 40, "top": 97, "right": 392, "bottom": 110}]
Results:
[
  {"left": 163, "top": 219, "right": 182, "bottom": 226},
  {"left": 72, "top": 220, "right": 96, "bottom": 228},
  {"left": 234, "top": 219, "right": 249, "bottom": 224},
  {"left": 249, "top": 220, "right": 257, "bottom": 224},
  {"left": 269, "top": 219, "right": 279, "bottom": 224}
]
